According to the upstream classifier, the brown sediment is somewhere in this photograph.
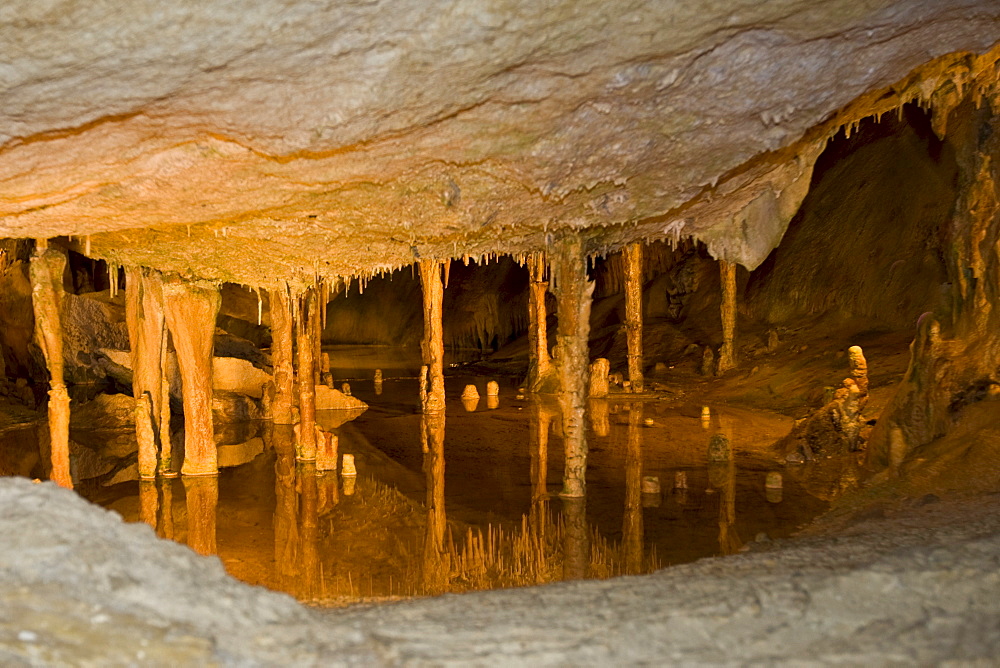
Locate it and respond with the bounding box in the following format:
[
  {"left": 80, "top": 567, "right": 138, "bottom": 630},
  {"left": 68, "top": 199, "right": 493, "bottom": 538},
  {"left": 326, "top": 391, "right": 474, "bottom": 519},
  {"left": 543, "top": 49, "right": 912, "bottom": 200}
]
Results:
[
  {"left": 551, "top": 236, "right": 593, "bottom": 498},
  {"left": 162, "top": 276, "right": 220, "bottom": 476},
  {"left": 623, "top": 242, "right": 644, "bottom": 392}
]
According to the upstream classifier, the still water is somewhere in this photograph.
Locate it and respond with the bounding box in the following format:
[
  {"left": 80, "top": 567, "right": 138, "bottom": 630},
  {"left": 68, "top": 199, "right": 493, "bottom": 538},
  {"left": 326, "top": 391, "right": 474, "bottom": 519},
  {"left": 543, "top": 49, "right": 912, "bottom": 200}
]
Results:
[{"left": 2, "top": 347, "right": 832, "bottom": 606}]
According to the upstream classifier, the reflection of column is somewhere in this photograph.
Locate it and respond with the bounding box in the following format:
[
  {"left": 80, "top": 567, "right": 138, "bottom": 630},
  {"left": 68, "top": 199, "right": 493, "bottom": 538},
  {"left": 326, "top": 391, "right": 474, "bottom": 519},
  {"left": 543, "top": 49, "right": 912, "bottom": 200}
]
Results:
[
  {"left": 713, "top": 458, "right": 741, "bottom": 556},
  {"left": 184, "top": 476, "right": 218, "bottom": 556},
  {"left": 419, "top": 260, "right": 446, "bottom": 413},
  {"left": 30, "top": 241, "right": 72, "bottom": 489},
  {"left": 526, "top": 253, "right": 553, "bottom": 393},
  {"left": 421, "top": 410, "right": 448, "bottom": 593},
  {"left": 139, "top": 479, "right": 158, "bottom": 529},
  {"left": 529, "top": 401, "right": 555, "bottom": 533},
  {"left": 270, "top": 424, "right": 299, "bottom": 587},
  {"left": 551, "top": 236, "right": 594, "bottom": 498},
  {"left": 163, "top": 276, "right": 220, "bottom": 476},
  {"left": 623, "top": 405, "right": 644, "bottom": 574},
  {"left": 588, "top": 398, "right": 609, "bottom": 437},
  {"left": 623, "top": 243, "right": 644, "bottom": 392},
  {"left": 298, "top": 462, "right": 320, "bottom": 601},
  {"left": 561, "top": 496, "right": 589, "bottom": 581},
  {"left": 158, "top": 477, "right": 176, "bottom": 540}
]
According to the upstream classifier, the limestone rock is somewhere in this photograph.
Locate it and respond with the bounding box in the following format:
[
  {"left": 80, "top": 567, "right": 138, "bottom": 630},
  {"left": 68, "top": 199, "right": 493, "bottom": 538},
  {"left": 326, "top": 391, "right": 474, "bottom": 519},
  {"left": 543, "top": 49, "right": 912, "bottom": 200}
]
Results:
[{"left": 314, "top": 385, "right": 367, "bottom": 412}]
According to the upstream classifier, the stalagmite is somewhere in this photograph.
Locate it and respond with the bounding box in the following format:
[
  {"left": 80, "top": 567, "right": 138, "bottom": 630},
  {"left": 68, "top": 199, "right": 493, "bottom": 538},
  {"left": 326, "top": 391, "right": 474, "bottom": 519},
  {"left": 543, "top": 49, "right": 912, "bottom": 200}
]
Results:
[
  {"left": 312, "top": 287, "right": 323, "bottom": 386},
  {"left": 29, "top": 241, "right": 71, "bottom": 489},
  {"left": 551, "top": 236, "right": 594, "bottom": 498},
  {"left": 588, "top": 358, "right": 610, "bottom": 398},
  {"left": 848, "top": 345, "right": 869, "bottom": 401},
  {"left": 486, "top": 380, "right": 499, "bottom": 397},
  {"left": 320, "top": 353, "right": 333, "bottom": 387},
  {"left": 134, "top": 393, "right": 158, "bottom": 478},
  {"left": 316, "top": 426, "right": 338, "bottom": 472},
  {"left": 526, "top": 253, "right": 554, "bottom": 393},
  {"left": 623, "top": 243, "right": 644, "bottom": 392},
  {"left": 270, "top": 287, "right": 295, "bottom": 425},
  {"left": 125, "top": 267, "right": 170, "bottom": 478},
  {"left": 295, "top": 288, "right": 318, "bottom": 461},
  {"left": 717, "top": 259, "right": 737, "bottom": 374},
  {"left": 162, "top": 277, "right": 221, "bottom": 476},
  {"left": 419, "top": 260, "right": 446, "bottom": 413}
]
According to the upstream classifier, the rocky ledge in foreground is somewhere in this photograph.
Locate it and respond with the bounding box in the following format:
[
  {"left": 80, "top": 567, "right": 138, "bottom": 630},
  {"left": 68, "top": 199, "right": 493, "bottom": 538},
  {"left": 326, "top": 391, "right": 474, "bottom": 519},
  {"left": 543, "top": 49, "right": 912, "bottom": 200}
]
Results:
[{"left": 0, "top": 476, "right": 998, "bottom": 665}]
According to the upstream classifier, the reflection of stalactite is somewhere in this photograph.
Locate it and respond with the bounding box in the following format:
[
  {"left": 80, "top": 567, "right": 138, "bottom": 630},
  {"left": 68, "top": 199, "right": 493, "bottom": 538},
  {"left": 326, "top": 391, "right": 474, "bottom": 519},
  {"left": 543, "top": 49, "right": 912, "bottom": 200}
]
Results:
[
  {"left": 298, "top": 462, "right": 320, "bottom": 601},
  {"left": 183, "top": 476, "right": 218, "bottom": 556},
  {"left": 158, "top": 477, "right": 175, "bottom": 540},
  {"left": 561, "top": 496, "right": 589, "bottom": 581},
  {"left": 421, "top": 410, "right": 448, "bottom": 593},
  {"left": 529, "top": 401, "right": 556, "bottom": 542},
  {"left": 139, "top": 479, "right": 158, "bottom": 529},
  {"left": 270, "top": 424, "right": 299, "bottom": 586},
  {"left": 711, "top": 458, "right": 741, "bottom": 556},
  {"left": 622, "top": 405, "right": 644, "bottom": 574}
]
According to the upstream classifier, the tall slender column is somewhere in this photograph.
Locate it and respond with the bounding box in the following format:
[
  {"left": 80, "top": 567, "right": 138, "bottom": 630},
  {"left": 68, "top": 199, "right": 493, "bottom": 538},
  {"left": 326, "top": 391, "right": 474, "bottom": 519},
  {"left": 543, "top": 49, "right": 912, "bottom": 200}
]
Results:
[
  {"left": 270, "top": 287, "right": 295, "bottom": 425},
  {"left": 419, "top": 260, "right": 446, "bottom": 413},
  {"left": 526, "top": 253, "right": 553, "bottom": 393},
  {"left": 623, "top": 243, "right": 644, "bottom": 392},
  {"left": 295, "top": 288, "right": 318, "bottom": 461},
  {"left": 550, "top": 236, "right": 594, "bottom": 498},
  {"left": 162, "top": 277, "right": 220, "bottom": 476},
  {"left": 717, "top": 259, "right": 737, "bottom": 374},
  {"left": 30, "top": 241, "right": 72, "bottom": 489},
  {"left": 125, "top": 267, "right": 169, "bottom": 478}
]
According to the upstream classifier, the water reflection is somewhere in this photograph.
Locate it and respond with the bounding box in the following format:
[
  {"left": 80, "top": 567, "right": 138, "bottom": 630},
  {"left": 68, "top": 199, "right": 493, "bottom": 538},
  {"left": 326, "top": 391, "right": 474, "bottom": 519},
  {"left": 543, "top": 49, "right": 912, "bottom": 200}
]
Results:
[
  {"left": 9, "top": 369, "right": 843, "bottom": 607},
  {"left": 421, "top": 410, "right": 448, "bottom": 593}
]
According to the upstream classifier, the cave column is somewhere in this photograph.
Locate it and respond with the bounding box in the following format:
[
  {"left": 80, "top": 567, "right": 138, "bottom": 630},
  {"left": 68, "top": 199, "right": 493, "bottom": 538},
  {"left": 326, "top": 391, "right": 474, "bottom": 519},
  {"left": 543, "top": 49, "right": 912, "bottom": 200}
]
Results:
[
  {"left": 125, "top": 267, "right": 170, "bottom": 478},
  {"left": 419, "top": 260, "right": 446, "bottom": 413},
  {"left": 270, "top": 287, "right": 295, "bottom": 425},
  {"left": 29, "top": 240, "right": 72, "bottom": 489},
  {"left": 526, "top": 252, "right": 553, "bottom": 392},
  {"left": 162, "top": 277, "right": 220, "bottom": 476},
  {"left": 295, "top": 288, "right": 318, "bottom": 461},
  {"left": 551, "top": 236, "right": 594, "bottom": 498},
  {"left": 623, "top": 242, "right": 644, "bottom": 392},
  {"left": 717, "top": 259, "right": 737, "bottom": 374}
]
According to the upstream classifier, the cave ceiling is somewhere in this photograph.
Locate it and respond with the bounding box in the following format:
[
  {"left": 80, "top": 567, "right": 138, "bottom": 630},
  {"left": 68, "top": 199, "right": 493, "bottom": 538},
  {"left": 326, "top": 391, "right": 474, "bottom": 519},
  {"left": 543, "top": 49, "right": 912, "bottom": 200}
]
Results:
[{"left": 1, "top": 0, "right": 999, "bottom": 291}]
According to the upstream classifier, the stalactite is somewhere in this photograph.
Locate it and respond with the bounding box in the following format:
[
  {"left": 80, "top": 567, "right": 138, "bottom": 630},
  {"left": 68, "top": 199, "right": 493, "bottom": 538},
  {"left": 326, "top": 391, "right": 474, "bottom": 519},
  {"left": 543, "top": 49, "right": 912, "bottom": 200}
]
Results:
[
  {"left": 270, "top": 286, "right": 295, "bottom": 425},
  {"left": 419, "top": 259, "right": 446, "bottom": 413},
  {"left": 30, "top": 241, "right": 71, "bottom": 489},
  {"left": 550, "top": 235, "right": 594, "bottom": 498},
  {"left": 623, "top": 242, "right": 644, "bottom": 392},
  {"left": 162, "top": 276, "right": 220, "bottom": 476},
  {"left": 125, "top": 267, "right": 170, "bottom": 478}
]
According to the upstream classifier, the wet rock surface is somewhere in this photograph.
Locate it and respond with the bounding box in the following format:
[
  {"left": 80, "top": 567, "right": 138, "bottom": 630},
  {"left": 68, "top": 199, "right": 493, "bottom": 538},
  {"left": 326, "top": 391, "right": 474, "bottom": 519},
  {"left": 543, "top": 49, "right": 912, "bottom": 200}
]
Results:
[{"left": 1, "top": 475, "right": 998, "bottom": 664}]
